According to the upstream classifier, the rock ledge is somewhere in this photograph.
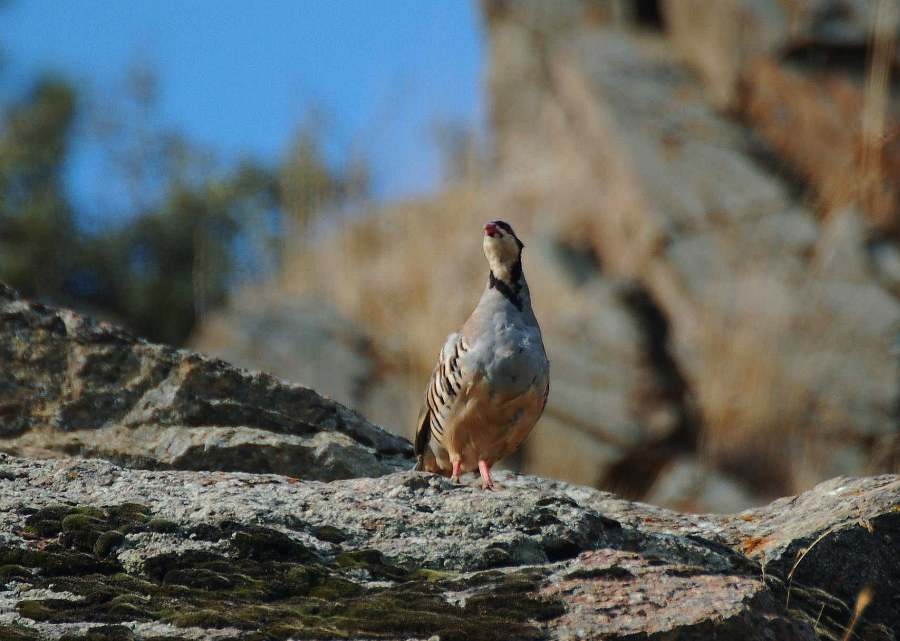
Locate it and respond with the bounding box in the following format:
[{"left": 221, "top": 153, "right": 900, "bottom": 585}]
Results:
[{"left": 0, "top": 455, "right": 896, "bottom": 640}]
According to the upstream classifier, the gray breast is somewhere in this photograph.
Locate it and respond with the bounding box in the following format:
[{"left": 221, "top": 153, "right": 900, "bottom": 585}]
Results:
[{"left": 480, "top": 328, "right": 548, "bottom": 396}]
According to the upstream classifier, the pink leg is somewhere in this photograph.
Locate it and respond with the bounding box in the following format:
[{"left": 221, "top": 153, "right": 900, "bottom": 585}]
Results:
[
  {"left": 451, "top": 460, "right": 462, "bottom": 484},
  {"left": 478, "top": 459, "right": 495, "bottom": 491}
]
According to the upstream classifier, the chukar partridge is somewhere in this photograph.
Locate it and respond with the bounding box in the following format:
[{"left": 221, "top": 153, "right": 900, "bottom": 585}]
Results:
[{"left": 414, "top": 220, "right": 549, "bottom": 489}]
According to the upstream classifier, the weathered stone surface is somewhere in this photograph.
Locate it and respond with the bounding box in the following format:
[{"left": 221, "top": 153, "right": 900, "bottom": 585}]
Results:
[
  {"left": 0, "top": 454, "right": 897, "bottom": 640},
  {"left": 0, "top": 285, "right": 413, "bottom": 479}
]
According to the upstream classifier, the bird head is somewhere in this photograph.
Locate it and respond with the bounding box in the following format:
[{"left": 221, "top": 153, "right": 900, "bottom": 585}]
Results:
[{"left": 483, "top": 220, "right": 524, "bottom": 284}]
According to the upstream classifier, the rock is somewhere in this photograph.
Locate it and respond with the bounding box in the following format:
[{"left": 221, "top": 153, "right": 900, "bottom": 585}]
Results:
[
  {"left": 663, "top": 0, "right": 900, "bottom": 109},
  {"left": 190, "top": 287, "right": 415, "bottom": 437},
  {"left": 814, "top": 208, "right": 873, "bottom": 283},
  {"left": 643, "top": 456, "right": 764, "bottom": 514},
  {"left": 871, "top": 239, "right": 900, "bottom": 294},
  {"left": 0, "top": 454, "right": 897, "bottom": 639},
  {"left": 664, "top": 0, "right": 900, "bottom": 234},
  {"left": 0, "top": 285, "right": 413, "bottom": 479}
]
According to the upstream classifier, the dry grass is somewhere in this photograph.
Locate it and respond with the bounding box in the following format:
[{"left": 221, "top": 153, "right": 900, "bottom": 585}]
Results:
[
  {"left": 841, "top": 584, "right": 874, "bottom": 641},
  {"left": 744, "top": 0, "right": 900, "bottom": 234},
  {"left": 694, "top": 317, "right": 807, "bottom": 496},
  {"left": 282, "top": 187, "right": 493, "bottom": 380}
]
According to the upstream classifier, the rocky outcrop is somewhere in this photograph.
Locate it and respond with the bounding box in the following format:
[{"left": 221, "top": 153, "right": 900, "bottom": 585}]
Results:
[
  {"left": 0, "top": 284, "right": 413, "bottom": 480},
  {"left": 0, "top": 454, "right": 896, "bottom": 640}
]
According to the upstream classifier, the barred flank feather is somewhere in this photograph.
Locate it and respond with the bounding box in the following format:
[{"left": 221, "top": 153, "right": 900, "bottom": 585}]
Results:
[{"left": 413, "top": 334, "right": 468, "bottom": 458}]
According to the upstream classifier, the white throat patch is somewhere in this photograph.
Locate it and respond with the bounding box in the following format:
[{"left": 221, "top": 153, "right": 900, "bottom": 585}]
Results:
[{"left": 483, "top": 235, "right": 520, "bottom": 283}]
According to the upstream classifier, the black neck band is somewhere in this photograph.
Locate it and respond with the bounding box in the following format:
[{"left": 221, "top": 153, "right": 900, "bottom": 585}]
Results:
[{"left": 489, "top": 259, "right": 524, "bottom": 311}]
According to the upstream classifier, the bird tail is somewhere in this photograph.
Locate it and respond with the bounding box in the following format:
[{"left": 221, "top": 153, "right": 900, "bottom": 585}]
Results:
[{"left": 413, "top": 455, "right": 425, "bottom": 472}]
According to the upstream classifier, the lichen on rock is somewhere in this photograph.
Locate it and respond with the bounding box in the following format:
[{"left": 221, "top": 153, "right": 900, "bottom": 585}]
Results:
[
  {"left": 0, "top": 285, "right": 412, "bottom": 480},
  {"left": 0, "top": 455, "right": 897, "bottom": 639}
]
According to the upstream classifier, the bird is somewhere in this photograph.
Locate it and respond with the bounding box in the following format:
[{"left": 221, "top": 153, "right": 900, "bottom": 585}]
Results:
[{"left": 413, "top": 220, "right": 549, "bottom": 490}]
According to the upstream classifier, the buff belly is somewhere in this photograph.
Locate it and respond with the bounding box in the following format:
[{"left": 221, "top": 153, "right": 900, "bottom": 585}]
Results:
[{"left": 425, "top": 374, "right": 547, "bottom": 475}]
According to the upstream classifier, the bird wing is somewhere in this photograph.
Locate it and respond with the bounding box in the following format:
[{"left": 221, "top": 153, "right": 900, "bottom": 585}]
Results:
[{"left": 414, "top": 332, "right": 470, "bottom": 464}]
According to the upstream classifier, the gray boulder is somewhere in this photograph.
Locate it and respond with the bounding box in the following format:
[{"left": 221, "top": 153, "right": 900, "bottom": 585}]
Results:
[
  {"left": 0, "top": 454, "right": 896, "bottom": 639},
  {"left": 0, "top": 284, "right": 413, "bottom": 480}
]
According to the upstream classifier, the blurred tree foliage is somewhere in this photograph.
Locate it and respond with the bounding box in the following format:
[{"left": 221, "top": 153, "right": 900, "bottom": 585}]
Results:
[
  {"left": 0, "top": 79, "right": 78, "bottom": 298},
  {"left": 280, "top": 116, "right": 370, "bottom": 236},
  {"left": 0, "top": 69, "right": 364, "bottom": 346}
]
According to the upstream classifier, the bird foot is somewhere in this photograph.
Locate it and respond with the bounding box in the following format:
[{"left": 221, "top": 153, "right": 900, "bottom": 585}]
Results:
[
  {"left": 478, "top": 459, "right": 497, "bottom": 491},
  {"left": 450, "top": 460, "right": 463, "bottom": 486}
]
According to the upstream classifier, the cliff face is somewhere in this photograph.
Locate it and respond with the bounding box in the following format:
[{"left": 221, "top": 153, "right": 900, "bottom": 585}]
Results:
[
  {"left": 477, "top": 0, "right": 900, "bottom": 504},
  {"left": 193, "top": 0, "right": 900, "bottom": 512}
]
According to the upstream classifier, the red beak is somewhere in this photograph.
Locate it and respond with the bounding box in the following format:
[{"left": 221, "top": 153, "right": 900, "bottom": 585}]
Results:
[{"left": 484, "top": 222, "right": 500, "bottom": 237}]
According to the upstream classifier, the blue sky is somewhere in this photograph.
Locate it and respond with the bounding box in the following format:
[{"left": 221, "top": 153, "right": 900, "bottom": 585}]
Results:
[{"left": 0, "top": 1, "right": 485, "bottom": 219}]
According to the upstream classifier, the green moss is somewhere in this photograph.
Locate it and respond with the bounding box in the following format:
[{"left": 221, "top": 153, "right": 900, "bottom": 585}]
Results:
[
  {"left": 61, "top": 513, "right": 104, "bottom": 532},
  {"left": 17, "top": 599, "right": 63, "bottom": 622},
  {"left": 58, "top": 624, "right": 135, "bottom": 641},
  {"left": 23, "top": 519, "right": 63, "bottom": 538},
  {"left": 0, "top": 564, "right": 32, "bottom": 581},
  {"left": 409, "top": 568, "right": 458, "bottom": 582},
  {"left": 24, "top": 505, "right": 72, "bottom": 522},
  {"left": 106, "top": 573, "right": 158, "bottom": 595},
  {"left": 164, "top": 607, "right": 238, "bottom": 629},
  {"left": 10, "top": 504, "right": 564, "bottom": 640},
  {"left": 284, "top": 564, "right": 315, "bottom": 586},
  {"left": 68, "top": 506, "right": 108, "bottom": 519},
  {"left": 311, "top": 524, "right": 347, "bottom": 544},
  {"left": 230, "top": 525, "right": 316, "bottom": 562},
  {"left": 0, "top": 623, "right": 40, "bottom": 641},
  {"left": 105, "top": 503, "right": 150, "bottom": 527},
  {"left": 20, "top": 504, "right": 151, "bottom": 562},
  {"left": 43, "top": 550, "right": 119, "bottom": 576},
  {"left": 93, "top": 531, "right": 125, "bottom": 558},
  {"left": 146, "top": 518, "right": 178, "bottom": 534},
  {"left": 334, "top": 549, "right": 409, "bottom": 581},
  {"left": 106, "top": 601, "right": 152, "bottom": 620},
  {"left": 307, "top": 575, "right": 365, "bottom": 600},
  {"left": 23, "top": 505, "right": 94, "bottom": 539},
  {"left": 163, "top": 568, "right": 236, "bottom": 590}
]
